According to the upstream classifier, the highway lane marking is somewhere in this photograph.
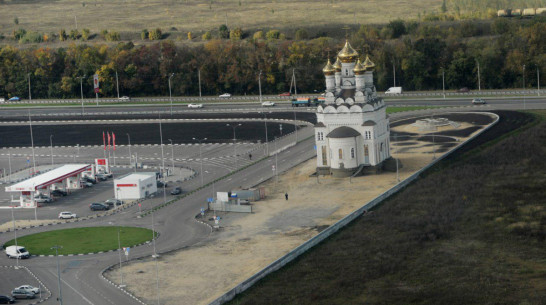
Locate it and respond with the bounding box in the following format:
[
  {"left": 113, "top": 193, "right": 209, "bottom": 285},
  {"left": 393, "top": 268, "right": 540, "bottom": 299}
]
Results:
[{"left": 47, "top": 269, "right": 96, "bottom": 305}]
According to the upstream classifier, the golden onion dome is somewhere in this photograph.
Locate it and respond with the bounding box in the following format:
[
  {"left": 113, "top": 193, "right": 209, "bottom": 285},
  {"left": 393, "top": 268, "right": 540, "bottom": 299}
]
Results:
[
  {"left": 333, "top": 57, "right": 342, "bottom": 72},
  {"left": 353, "top": 59, "right": 366, "bottom": 75},
  {"left": 322, "top": 59, "right": 336, "bottom": 75},
  {"left": 337, "top": 40, "right": 358, "bottom": 63},
  {"left": 363, "top": 55, "right": 375, "bottom": 71}
]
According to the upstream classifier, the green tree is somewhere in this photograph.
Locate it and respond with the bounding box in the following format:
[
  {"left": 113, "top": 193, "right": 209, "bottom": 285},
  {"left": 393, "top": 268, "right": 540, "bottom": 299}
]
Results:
[
  {"left": 81, "top": 29, "right": 90, "bottom": 41},
  {"left": 219, "top": 24, "right": 229, "bottom": 39},
  {"left": 441, "top": 0, "right": 447, "bottom": 13},
  {"left": 69, "top": 29, "right": 80, "bottom": 40},
  {"left": 148, "top": 28, "right": 162, "bottom": 40},
  {"left": 59, "top": 29, "right": 67, "bottom": 41},
  {"left": 187, "top": 32, "right": 193, "bottom": 40},
  {"left": 105, "top": 31, "right": 120, "bottom": 41},
  {"left": 202, "top": 31, "right": 212, "bottom": 40},
  {"left": 12, "top": 28, "right": 26, "bottom": 40},
  {"left": 13, "top": 17, "right": 18, "bottom": 25},
  {"left": 387, "top": 19, "right": 406, "bottom": 39},
  {"left": 19, "top": 31, "right": 43, "bottom": 43},
  {"left": 295, "top": 29, "right": 308, "bottom": 40},
  {"left": 230, "top": 27, "right": 243, "bottom": 40},
  {"left": 266, "top": 29, "right": 280, "bottom": 40},
  {"left": 141, "top": 29, "right": 148, "bottom": 40},
  {"left": 253, "top": 31, "right": 264, "bottom": 40}
]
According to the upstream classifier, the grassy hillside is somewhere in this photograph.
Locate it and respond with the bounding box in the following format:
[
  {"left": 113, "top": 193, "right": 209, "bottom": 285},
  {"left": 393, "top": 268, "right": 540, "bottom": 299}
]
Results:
[{"left": 227, "top": 110, "right": 546, "bottom": 305}]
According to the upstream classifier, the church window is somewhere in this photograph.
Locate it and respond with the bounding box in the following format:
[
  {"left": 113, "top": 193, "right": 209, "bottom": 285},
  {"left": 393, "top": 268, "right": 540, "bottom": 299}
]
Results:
[
  {"left": 365, "top": 131, "right": 371, "bottom": 140},
  {"left": 317, "top": 132, "right": 324, "bottom": 141},
  {"left": 338, "top": 148, "right": 343, "bottom": 159},
  {"left": 351, "top": 148, "right": 355, "bottom": 159},
  {"left": 345, "top": 69, "right": 349, "bottom": 76}
]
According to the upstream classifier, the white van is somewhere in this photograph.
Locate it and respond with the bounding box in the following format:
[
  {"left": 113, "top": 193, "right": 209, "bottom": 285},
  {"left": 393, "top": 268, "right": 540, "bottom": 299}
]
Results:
[
  {"left": 385, "top": 87, "right": 402, "bottom": 95},
  {"left": 5, "top": 245, "right": 30, "bottom": 259}
]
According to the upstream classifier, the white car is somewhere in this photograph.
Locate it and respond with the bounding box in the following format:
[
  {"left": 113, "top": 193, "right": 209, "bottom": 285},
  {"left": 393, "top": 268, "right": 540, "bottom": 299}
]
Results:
[
  {"left": 58, "top": 211, "right": 77, "bottom": 219},
  {"left": 188, "top": 103, "right": 203, "bottom": 109},
  {"left": 472, "top": 98, "right": 486, "bottom": 105},
  {"left": 219, "top": 93, "right": 231, "bottom": 98},
  {"left": 15, "top": 285, "right": 40, "bottom": 294},
  {"left": 119, "top": 96, "right": 131, "bottom": 101},
  {"left": 261, "top": 101, "right": 275, "bottom": 107}
]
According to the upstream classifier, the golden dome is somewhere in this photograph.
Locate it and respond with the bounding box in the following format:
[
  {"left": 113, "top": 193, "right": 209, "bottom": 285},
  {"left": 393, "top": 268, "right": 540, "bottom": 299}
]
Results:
[
  {"left": 353, "top": 59, "right": 366, "bottom": 75},
  {"left": 322, "top": 59, "right": 336, "bottom": 75},
  {"left": 333, "top": 57, "right": 342, "bottom": 72},
  {"left": 337, "top": 40, "right": 358, "bottom": 63},
  {"left": 363, "top": 55, "right": 375, "bottom": 71}
]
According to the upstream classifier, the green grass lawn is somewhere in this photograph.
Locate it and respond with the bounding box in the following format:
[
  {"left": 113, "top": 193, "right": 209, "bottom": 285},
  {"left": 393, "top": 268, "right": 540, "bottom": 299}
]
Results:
[{"left": 3, "top": 226, "right": 155, "bottom": 256}]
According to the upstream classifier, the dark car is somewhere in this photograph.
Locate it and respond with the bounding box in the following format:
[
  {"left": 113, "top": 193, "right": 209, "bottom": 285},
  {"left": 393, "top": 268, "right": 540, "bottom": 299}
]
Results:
[
  {"left": 51, "top": 189, "right": 68, "bottom": 197},
  {"left": 170, "top": 187, "right": 182, "bottom": 195},
  {"left": 89, "top": 202, "right": 109, "bottom": 211},
  {"left": 95, "top": 174, "right": 108, "bottom": 181},
  {"left": 104, "top": 198, "right": 123, "bottom": 207},
  {"left": 84, "top": 177, "right": 97, "bottom": 184},
  {"left": 11, "top": 289, "right": 34, "bottom": 299},
  {"left": 157, "top": 180, "right": 168, "bottom": 188},
  {"left": 0, "top": 295, "right": 15, "bottom": 304}
]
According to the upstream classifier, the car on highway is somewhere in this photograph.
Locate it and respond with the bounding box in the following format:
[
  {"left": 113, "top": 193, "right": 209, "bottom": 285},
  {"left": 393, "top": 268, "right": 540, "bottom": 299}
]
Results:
[
  {"left": 51, "top": 189, "right": 68, "bottom": 197},
  {"left": 278, "top": 92, "right": 291, "bottom": 96},
  {"left": 34, "top": 194, "right": 52, "bottom": 203},
  {"left": 58, "top": 211, "right": 77, "bottom": 219},
  {"left": 5, "top": 246, "right": 30, "bottom": 259},
  {"left": 11, "top": 289, "right": 35, "bottom": 299},
  {"left": 472, "top": 98, "right": 486, "bottom": 105},
  {"left": 119, "top": 96, "right": 131, "bottom": 101},
  {"left": 14, "top": 285, "right": 40, "bottom": 295},
  {"left": 8, "top": 96, "right": 20, "bottom": 101},
  {"left": 219, "top": 93, "right": 231, "bottom": 98},
  {"left": 261, "top": 101, "right": 275, "bottom": 107},
  {"left": 0, "top": 295, "right": 15, "bottom": 304},
  {"left": 89, "top": 202, "right": 109, "bottom": 211},
  {"left": 188, "top": 103, "right": 203, "bottom": 108},
  {"left": 0, "top": 97, "right": 5, "bottom": 103},
  {"left": 170, "top": 187, "right": 182, "bottom": 195},
  {"left": 105, "top": 198, "right": 123, "bottom": 207},
  {"left": 457, "top": 87, "right": 470, "bottom": 93}
]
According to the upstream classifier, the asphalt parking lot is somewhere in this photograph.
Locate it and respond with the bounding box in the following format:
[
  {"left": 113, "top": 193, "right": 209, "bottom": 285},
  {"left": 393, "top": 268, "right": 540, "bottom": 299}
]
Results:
[{"left": 0, "top": 266, "right": 47, "bottom": 304}]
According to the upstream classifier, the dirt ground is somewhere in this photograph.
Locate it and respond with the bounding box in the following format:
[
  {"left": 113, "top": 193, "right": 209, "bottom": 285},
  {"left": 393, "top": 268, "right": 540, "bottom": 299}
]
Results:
[
  {"left": 106, "top": 113, "right": 496, "bottom": 305},
  {"left": 0, "top": 219, "right": 59, "bottom": 232}
]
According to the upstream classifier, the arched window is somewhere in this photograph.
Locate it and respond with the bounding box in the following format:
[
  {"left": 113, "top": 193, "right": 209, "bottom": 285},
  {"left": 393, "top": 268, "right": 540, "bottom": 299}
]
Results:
[
  {"left": 338, "top": 148, "right": 343, "bottom": 159},
  {"left": 351, "top": 148, "right": 355, "bottom": 158}
]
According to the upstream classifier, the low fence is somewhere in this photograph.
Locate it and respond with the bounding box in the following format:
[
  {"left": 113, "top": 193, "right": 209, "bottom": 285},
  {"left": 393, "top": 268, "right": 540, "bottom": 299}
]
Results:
[{"left": 208, "top": 112, "right": 500, "bottom": 305}]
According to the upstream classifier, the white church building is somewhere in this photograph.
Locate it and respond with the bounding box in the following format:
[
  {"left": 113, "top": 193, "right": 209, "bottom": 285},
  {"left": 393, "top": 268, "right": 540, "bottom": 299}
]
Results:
[{"left": 315, "top": 41, "right": 391, "bottom": 177}]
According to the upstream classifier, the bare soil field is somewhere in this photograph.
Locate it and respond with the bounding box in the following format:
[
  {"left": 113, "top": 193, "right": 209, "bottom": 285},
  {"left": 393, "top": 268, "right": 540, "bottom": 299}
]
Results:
[{"left": 0, "top": 0, "right": 439, "bottom": 37}]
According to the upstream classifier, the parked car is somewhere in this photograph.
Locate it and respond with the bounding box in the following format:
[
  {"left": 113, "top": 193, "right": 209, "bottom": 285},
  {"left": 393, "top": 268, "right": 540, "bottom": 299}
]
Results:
[
  {"left": 14, "top": 285, "right": 40, "bottom": 294},
  {"left": 472, "top": 98, "right": 486, "bottom": 105},
  {"left": 157, "top": 180, "right": 168, "bottom": 188},
  {"left": 81, "top": 181, "right": 93, "bottom": 187},
  {"left": 83, "top": 177, "right": 97, "bottom": 184},
  {"left": 104, "top": 198, "right": 123, "bottom": 207},
  {"left": 95, "top": 173, "right": 108, "bottom": 181},
  {"left": 97, "top": 171, "right": 113, "bottom": 178},
  {"left": 119, "top": 96, "right": 131, "bottom": 101},
  {"left": 34, "top": 194, "right": 52, "bottom": 203},
  {"left": 170, "top": 187, "right": 182, "bottom": 195},
  {"left": 8, "top": 96, "right": 20, "bottom": 101},
  {"left": 89, "top": 203, "right": 109, "bottom": 211},
  {"left": 0, "top": 97, "right": 5, "bottom": 103},
  {"left": 219, "top": 93, "right": 231, "bottom": 98},
  {"left": 5, "top": 246, "right": 30, "bottom": 259},
  {"left": 11, "top": 289, "right": 35, "bottom": 299},
  {"left": 58, "top": 211, "right": 77, "bottom": 219},
  {"left": 278, "top": 92, "right": 291, "bottom": 96},
  {"left": 261, "top": 101, "right": 275, "bottom": 107},
  {"left": 0, "top": 295, "right": 15, "bottom": 304},
  {"left": 188, "top": 103, "right": 203, "bottom": 108},
  {"left": 457, "top": 87, "right": 470, "bottom": 93},
  {"left": 50, "top": 189, "right": 67, "bottom": 197}
]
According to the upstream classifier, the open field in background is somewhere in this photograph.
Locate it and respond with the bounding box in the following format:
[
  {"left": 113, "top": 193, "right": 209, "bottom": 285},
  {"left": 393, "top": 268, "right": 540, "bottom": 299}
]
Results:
[
  {"left": 1, "top": 0, "right": 439, "bottom": 36},
  {"left": 227, "top": 110, "right": 546, "bottom": 305}
]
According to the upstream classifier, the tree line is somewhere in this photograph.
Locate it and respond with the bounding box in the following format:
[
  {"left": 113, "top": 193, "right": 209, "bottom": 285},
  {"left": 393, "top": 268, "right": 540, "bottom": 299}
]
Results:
[{"left": 0, "top": 18, "right": 544, "bottom": 99}]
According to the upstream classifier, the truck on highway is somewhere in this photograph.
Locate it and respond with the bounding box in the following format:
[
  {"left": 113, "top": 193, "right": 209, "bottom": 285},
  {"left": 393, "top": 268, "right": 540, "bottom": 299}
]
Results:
[
  {"left": 291, "top": 97, "right": 324, "bottom": 107},
  {"left": 385, "top": 87, "right": 403, "bottom": 95}
]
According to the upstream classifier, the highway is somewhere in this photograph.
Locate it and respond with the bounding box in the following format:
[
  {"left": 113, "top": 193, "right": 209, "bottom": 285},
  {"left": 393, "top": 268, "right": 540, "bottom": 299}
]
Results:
[{"left": 1, "top": 97, "right": 545, "bottom": 305}]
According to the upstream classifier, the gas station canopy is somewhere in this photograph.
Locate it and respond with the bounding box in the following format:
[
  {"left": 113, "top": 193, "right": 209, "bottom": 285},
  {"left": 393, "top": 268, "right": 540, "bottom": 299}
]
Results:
[{"left": 5, "top": 164, "right": 92, "bottom": 192}]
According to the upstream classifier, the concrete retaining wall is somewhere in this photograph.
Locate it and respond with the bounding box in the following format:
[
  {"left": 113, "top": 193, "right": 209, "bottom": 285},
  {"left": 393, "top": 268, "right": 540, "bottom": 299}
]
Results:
[{"left": 209, "top": 112, "right": 500, "bottom": 305}]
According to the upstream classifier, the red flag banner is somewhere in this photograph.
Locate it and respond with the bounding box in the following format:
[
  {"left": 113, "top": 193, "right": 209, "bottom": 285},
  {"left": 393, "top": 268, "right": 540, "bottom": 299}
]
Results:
[
  {"left": 113, "top": 132, "right": 116, "bottom": 151},
  {"left": 107, "top": 132, "right": 111, "bottom": 151},
  {"left": 103, "top": 132, "right": 106, "bottom": 151}
]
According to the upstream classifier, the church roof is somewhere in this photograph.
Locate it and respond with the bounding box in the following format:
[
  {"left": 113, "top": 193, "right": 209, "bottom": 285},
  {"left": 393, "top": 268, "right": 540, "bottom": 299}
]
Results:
[
  {"left": 327, "top": 126, "right": 360, "bottom": 138},
  {"left": 333, "top": 57, "right": 342, "bottom": 72},
  {"left": 363, "top": 55, "right": 375, "bottom": 71},
  {"left": 337, "top": 40, "right": 359, "bottom": 63},
  {"left": 322, "top": 59, "right": 336, "bottom": 75}
]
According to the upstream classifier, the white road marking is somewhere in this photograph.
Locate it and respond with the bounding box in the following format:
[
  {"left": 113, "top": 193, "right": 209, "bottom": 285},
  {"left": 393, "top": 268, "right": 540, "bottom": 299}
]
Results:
[{"left": 48, "top": 269, "right": 95, "bottom": 305}]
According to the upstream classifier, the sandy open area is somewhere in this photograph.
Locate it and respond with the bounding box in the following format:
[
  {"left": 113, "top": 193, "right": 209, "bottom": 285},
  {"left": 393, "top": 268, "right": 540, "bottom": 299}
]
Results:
[
  {"left": 0, "top": 219, "right": 59, "bottom": 233},
  {"left": 105, "top": 114, "right": 495, "bottom": 305}
]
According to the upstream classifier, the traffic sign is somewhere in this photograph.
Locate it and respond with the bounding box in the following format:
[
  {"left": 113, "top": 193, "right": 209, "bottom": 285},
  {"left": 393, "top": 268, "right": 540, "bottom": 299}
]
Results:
[
  {"left": 124, "top": 247, "right": 130, "bottom": 257},
  {"left": 93, "top": 74, "right": 100, "bottom": 93}
]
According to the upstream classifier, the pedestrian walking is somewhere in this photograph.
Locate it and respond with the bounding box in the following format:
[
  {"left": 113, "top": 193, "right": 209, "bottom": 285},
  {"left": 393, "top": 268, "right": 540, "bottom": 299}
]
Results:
[{"left": 285, "top": 192, "right": 288, "bottom": 200}]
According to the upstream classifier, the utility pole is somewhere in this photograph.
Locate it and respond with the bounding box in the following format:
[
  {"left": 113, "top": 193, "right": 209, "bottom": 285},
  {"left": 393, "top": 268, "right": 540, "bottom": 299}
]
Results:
[
  {"left": 168, "top": 73, "right": 174, "bottom": 115},
  {"left": 115, "top": 70, "right": 120, "bottom": 99},
  {"left": 293, "top": 69, "right": 297, "bottom": 95},
  {"left": 11, "top": 207, "right": 19, "bottom": 268},
  {"left": 50, "top": 135, "right": 54, "bottom": 165},
  {"left": 393, "top": 60, "right": 396, "bottom": 87},
  {"left": 79, "top": 75, "right": 85, "bottom": 116},
  {"left": 51, "top": 245, "right": 63, "bottom": 305},
  {"left": 127, "top": 133, "right": 134, "bottom": 172},
  {"left": 538, "top": 67, "right": 540, "bottom": 97},
  {"left": 258, "top": 70, "right": 263, "bottom": 103},
  {"left": 477, "top": 61, "right": 481, "bottom": 91},
  {"left": 198, "top": 69, "right": 202, "bottom": 97},
  {"left": 442, "top": 68, "right": 445, "bottom": 99},
  {"left": 27, "top": 73, "right": 32, "bottom": 100},
  {"left": 28, "top": 112, "right": 36, "bottom": 174},
  {"left": 523, "top": 64, "right": 526, "bottom": 110}
]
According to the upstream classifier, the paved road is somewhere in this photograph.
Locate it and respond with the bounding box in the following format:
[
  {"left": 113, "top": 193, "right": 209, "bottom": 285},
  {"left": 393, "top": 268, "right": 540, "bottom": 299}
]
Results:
[{"left": 1, "top": 99, "right": 546, "bottom": 305}]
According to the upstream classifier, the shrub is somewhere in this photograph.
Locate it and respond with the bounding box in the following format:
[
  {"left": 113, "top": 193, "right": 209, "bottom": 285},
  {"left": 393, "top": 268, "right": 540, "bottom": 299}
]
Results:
[
  {"left": 265, "top": 29, "right": 280, "bottom": 40},
  {"left": 14, "top": 17, "right": 18, "bottom": 25},
  {"left": 59, "top": 29, "right": 67, "bottom": 41},
  {"left": 387, "top": 19, "right": 407, "bottom": 38},
  {"left": 100, "top": 29, "right": 108, "bottom": 38},
  {"left": 148, "top": 28, "right": 162, "bottom": 40},
  {"left": 43, "top": 34, "right": 49, "bottom": 42},
  {"left": 81, "top": 28, "right": 90, "bottom": 41},
  {"left": 19, "top": 31, "right": 43, "bottom": 43},
  {"left": 69, "top": 29, "right": 80, "bottom": 40},
  {"left": 13, "top": 28, "right": 27, "bottom": 40},
  {"left": 295, "top": 29, "right": 308, "bottom": 40},
  {"left": 202, "top": 31, "right": 212, "bottom": 40},
  {"left": 230, "top": 27, "right": 242, "bottom": 40},
  {"left": 219, "top": 24, "right": 229, "bottom": 39},
  {"left": 105, "top": 31, "right": 120, "bottom": 41},
  {"left": 253, "top": 31, "right": 264, "bottom": 40},
  {"left": 141, "top": 29, "right": 148, "bottom": 40},
  {"left": 187, "top": 31, "right": 193, "bottom": 40}
]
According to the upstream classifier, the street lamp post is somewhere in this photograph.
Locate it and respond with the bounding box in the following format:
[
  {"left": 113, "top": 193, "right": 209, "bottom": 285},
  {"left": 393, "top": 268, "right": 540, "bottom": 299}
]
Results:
[
  {"left": 28, "top": 112, "right": 36, "bottom": 174},
  {"left": 51, "top": 245, "right": 63, "bottom": 305},
  {"left": 117, "top": 227, "right": 125, "bottom": 287},
  {"left": 168, "top": 73, "right": 175, "bottom": 115},
  {"left": 79, "top": 75, "right": 85, "bottom": 115},
  {"left": 169, "top": 139, "right": 175, "bottom": 174},
  {"left": 262, "top": 112, "right": 269, "bottom": 156},
  {"left": 28, "top": 73, "right": 32, "bottom": 100},
  {"left": 274, "top": 137, "right": 278, "bottom": 183},
  {"left": 115, "top": 70, "right": 120, "bottom": 99},
  {"left": 192, "top": 137, "right": 207, "bottom": 187},
  {"left": 442, "top": 68, "right": 445, "bottom": 99},
  {"left": 477, "top": 60, "right": 481, "bottom": 91},
  {"left": 50, "top": 135, "right": 54, "bottom": 165},
  {"left": 523, "top": 64, "right": 526, "bottom": 110},
  {"left": 11, "top": 206, "right": 19, "bottom": 268},
  {"left": 127, "top": 133, "right": 134, "bottom": 172},
  {"left": 226, "top": 123, "right": 242, "bottom": 170}
]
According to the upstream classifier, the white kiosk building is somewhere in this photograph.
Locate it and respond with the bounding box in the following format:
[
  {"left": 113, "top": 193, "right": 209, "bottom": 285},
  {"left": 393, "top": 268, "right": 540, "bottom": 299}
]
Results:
[
  {"left": 114, "top": 172, "right": 157, "bottom": 200},
  {"left": 315, "top": 41, "right": 391, "bottom": 177}
]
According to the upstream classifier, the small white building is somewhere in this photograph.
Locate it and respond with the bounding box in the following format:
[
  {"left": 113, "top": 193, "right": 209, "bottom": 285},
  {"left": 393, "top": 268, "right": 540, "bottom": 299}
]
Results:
[{"left": 114, "top": 172, "right": 157, "bottom": 200}]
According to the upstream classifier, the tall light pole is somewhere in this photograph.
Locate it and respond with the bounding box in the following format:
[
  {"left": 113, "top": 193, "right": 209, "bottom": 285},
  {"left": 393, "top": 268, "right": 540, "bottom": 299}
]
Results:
[
  {"left": 477, "top": 60, "right": 481, "bottom": 91},
  {"left": 168, "top": 139, "right": 174, "bottom": 174},
  {"left": 127, "top": 133, "right": 134, "bottom": 172},
  {"left": 442, "top": 68, "right": 445, "bottom": 99},
  {"left": 293, "top": 110, "right": 298, "bottom": 144},
  {"left": 27, "top": 73, "right": 32, "bottom": 100},
  {"left": 258, "top": 70, "right": 263, "bottom": 103},
  {"left": 51, "top": 245, "right": 63, "bottom": 305},
  {"left": 50, "top": 135, "right": 54, "bottom": 165},
  {"left": 192, "top": 137, "right": 207, "bottom": 187},
  {"left": 262, "top": 112, "right": 269, "bottom": 156},
  {"left": 115, "top": 70, "right": 120, "bottom": 99},
  {"left": 226, "top": 123, "right": 242, "bottom": 170},
  {"left": 28, "top": 112, "right": 36, "bottom": 174},
  {"left": 158, "top": 117, "right": 167, "bottom": 211},
  {"left": 117, "top": 226, "right": 124, "bottom": 287},
  {"left": 168, "top": 73, "right": 174, "bottom": 115},
  {"left": 392, "top": 59, "right": 396, "bottom": 87},
  {"left": 538, "top": 67, "right": 541, "bottom": 97},
  {"left": 11, "top": 206, "right": 19, "bottom": 268},
  {"left": 198, "top": 69, "right": 202, "bottom": 97},
  {"left": 274, "top": 137, "right": 278, "bottom": 183},
  {"left": 523, "top": 64, "right": 526, "bottom": 110},
  {"left": 79, "top": 75, "right": 85, "bottom": 116}
]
